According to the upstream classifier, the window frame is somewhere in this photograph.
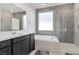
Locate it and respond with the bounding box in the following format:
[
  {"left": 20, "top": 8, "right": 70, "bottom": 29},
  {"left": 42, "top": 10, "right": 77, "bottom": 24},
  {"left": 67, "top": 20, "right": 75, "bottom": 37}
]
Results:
[{"left": 38, "top": 11, "right": 53, "bottom": 31}]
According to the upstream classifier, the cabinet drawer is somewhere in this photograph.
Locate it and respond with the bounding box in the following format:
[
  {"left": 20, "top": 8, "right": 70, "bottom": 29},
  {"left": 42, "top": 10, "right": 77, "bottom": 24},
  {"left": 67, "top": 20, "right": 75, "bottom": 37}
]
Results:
[{"left": 0, "top": 40, "right": 11, "bottom": 49}]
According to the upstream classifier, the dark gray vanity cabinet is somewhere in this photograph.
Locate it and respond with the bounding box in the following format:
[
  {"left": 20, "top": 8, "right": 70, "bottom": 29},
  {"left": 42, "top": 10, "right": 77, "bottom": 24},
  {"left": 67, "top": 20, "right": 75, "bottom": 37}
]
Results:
[
  {"left": 13, "top": 36, "right": 29, "bottom": 55},
  {"left": 0, "top": 40, "right": 11, "bottom": 55},
  {"left": 0, "top": 33, "right": 35, "bottom": 55},
  {"left": 12, "top": 34, "right": 35, "bottom": 55}
]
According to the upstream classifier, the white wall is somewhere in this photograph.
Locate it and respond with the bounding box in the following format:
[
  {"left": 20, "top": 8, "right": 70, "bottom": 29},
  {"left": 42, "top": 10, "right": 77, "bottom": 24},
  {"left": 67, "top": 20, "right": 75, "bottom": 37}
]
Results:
[
  {"left": 13, "top": 3, "right": 36, "bottom": 33},
  {"left": 74, "top": 3, "right": 79, "bottom": 46}
]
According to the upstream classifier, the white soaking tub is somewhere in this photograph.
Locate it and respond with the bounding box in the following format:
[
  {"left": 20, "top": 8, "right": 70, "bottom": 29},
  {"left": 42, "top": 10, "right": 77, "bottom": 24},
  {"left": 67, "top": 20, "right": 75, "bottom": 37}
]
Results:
[{"left": 35, "top": 35, "right": 59, "bottom": 42}]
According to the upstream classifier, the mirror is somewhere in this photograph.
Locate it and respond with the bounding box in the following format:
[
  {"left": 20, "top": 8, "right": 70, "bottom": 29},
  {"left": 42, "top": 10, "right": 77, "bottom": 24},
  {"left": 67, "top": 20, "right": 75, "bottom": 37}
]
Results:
[{"left": 0, "top": 3, "right": 27, "bottom": 32}]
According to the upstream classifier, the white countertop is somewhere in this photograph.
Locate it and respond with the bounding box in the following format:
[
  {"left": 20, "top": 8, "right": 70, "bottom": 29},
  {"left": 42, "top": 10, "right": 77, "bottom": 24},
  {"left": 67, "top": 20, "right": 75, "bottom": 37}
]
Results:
[{"left": 0, "top": 31, "right": 35, "bottom": 42}]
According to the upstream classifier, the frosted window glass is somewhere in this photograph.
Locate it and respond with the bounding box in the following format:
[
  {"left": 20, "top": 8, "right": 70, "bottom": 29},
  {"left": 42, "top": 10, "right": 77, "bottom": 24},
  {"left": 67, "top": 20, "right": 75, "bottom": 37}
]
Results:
[{"left": 38, "top": 11, "right": 53, "bottom": 31}]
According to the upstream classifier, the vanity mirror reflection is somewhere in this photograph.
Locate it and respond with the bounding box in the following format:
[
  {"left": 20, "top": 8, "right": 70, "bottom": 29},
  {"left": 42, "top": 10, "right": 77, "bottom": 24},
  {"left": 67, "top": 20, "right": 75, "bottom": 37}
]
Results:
[{"left": 0, "top": 3, "right": 27, "bottom": 32}]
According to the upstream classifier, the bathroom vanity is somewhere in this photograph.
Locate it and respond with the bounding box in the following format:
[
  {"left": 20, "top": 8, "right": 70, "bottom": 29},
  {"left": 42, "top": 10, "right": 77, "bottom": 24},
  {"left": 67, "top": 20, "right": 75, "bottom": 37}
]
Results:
[
  {"left": 0, "top": 6, "right": 35, "bottom": 55},
  {"left": 0, "top": 32, "right": 35, "bottom": 55}
]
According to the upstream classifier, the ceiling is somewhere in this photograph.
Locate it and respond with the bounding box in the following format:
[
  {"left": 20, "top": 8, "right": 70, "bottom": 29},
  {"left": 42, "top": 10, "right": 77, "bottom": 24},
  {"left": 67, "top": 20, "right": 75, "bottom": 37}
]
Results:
[
  {"left": 0, "top": 3, "right": 69, "bottom": 12},
  {"left": 0, "top": 3, "right": 24, "bottom": 13},
  {"left": 28, "top": 3, "right": 68, "bottom": 9}
]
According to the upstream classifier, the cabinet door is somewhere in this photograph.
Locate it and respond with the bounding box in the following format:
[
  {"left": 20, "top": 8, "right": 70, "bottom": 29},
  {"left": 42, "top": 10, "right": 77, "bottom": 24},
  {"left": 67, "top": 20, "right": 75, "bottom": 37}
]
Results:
[
  {"left": 13, "top": 42, "right": 22, "bottom": 55},
  {"left": 22, "top": 39, "right": 29, "bottom": 55},
  {"left": 0, "top": 47, "right": 11, "bottom": 55}
]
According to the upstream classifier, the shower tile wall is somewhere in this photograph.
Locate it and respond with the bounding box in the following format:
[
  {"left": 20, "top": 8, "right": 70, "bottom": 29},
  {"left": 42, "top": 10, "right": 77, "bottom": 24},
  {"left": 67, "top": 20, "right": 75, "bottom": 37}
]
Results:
[
  {"left": 55, "top": 4, "right": 74, "bottom": 43},
  {"left": 74, "top": 4, "right": 79, "bottom": 46}
]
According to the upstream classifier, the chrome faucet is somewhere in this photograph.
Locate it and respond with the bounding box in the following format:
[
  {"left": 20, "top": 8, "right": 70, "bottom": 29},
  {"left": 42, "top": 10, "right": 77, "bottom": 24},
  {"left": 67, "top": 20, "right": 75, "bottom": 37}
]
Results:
[{"left": 12, "top": 32, "right": 16, "bottom": 34}]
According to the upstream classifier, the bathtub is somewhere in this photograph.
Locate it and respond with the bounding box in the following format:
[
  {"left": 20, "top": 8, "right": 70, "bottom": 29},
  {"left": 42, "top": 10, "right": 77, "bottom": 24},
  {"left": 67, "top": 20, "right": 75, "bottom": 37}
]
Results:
[{"left": 35, "top": 35, "right": 59, "bottom": 42}]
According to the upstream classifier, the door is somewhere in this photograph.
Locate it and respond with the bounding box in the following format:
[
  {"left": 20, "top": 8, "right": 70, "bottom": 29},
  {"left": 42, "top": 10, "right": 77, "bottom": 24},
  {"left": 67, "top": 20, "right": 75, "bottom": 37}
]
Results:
[
  {"left": 63, "top": 4, "right": 74, "bottom": 43},
  {"left": 0, "top": 47, "right": 11, "bottom": 55}
]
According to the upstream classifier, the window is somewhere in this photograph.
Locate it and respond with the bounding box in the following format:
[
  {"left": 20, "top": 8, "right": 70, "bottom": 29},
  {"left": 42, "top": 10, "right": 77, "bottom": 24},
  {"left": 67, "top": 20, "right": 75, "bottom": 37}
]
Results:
[
  {"left": 38, "top": 11, "right": 53, "bottom": 31},
  {"left": 23, "top": 15, "right": 27, "bottom": 30}
]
